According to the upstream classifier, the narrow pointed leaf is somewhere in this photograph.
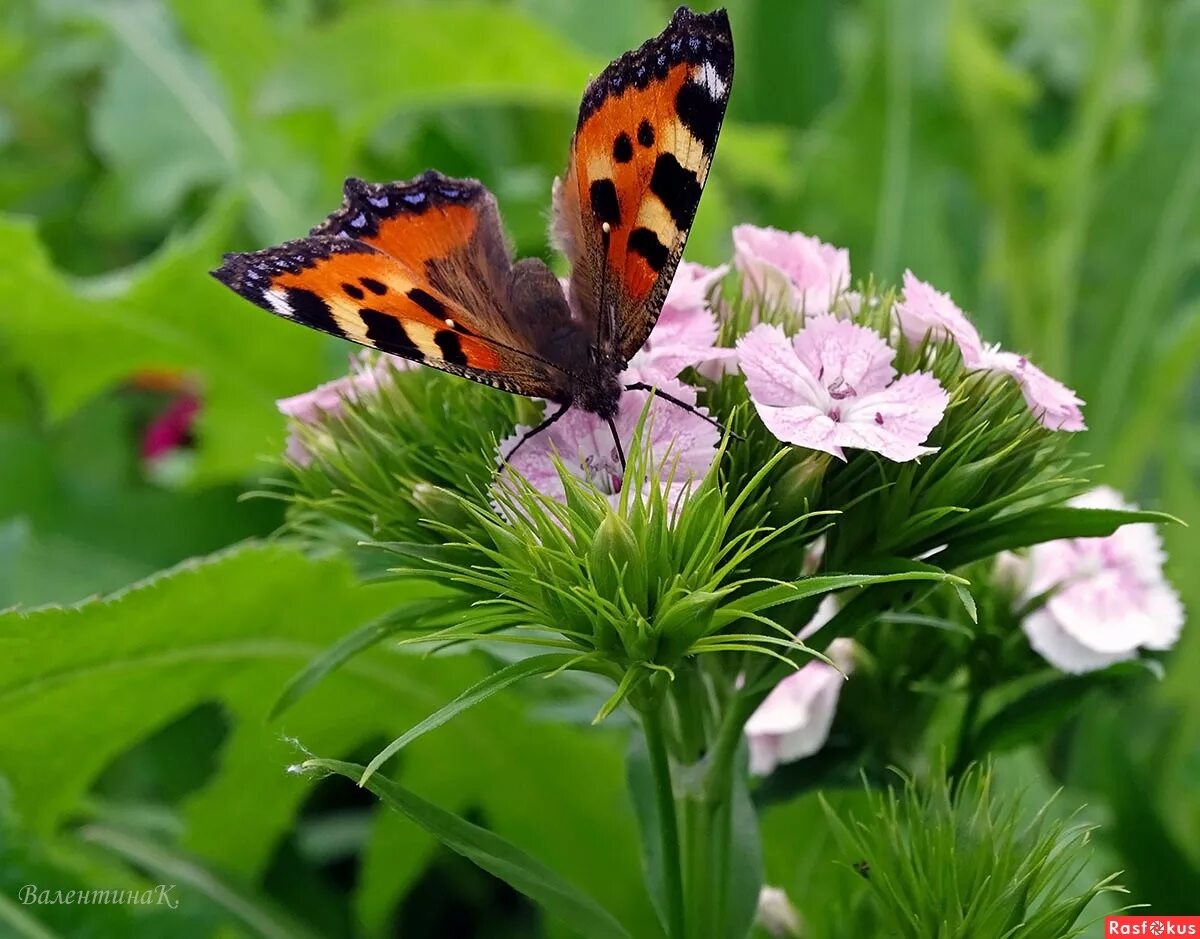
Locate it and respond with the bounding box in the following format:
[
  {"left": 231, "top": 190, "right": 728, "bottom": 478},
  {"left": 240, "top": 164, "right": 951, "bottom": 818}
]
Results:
[
  {"left": 270, "top": 595, "right": 460, "bottom": 719},
  {"left": 360, "top": 652, "right": 580, "bottom": 786},
  {"left": 307, "top": 759, "right": 632, "bottom": 939}
]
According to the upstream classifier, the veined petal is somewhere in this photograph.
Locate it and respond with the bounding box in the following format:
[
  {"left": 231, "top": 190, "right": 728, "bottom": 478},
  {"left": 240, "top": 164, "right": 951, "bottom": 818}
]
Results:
[{"left": 836, "top": 371, "right": 949, "bottom": 463}]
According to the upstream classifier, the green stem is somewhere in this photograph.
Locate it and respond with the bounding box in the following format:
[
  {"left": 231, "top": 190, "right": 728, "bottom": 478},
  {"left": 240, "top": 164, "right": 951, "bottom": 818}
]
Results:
[
  {"left": 642, "top": 707, "right": 686, "bottom": 939},
  {"left": 682, "top": 793, "right": 715, "bottom": 939}
]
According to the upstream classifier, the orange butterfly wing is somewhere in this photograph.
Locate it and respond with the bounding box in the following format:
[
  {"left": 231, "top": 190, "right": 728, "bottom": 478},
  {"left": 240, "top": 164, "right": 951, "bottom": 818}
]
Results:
[
  {"left": 554, "top": 7, "right": 733, "bottom": 362},
  {"left": 213, "top": 173, "right": 572, "bottom": 400}
]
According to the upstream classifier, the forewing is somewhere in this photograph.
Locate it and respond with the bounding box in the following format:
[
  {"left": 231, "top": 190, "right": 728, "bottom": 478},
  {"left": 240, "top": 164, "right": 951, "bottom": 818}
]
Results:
[
  {"left": 212, "top": 236, "right": 568, "bottom": 399},
  {"left": 554, "top": 7, "right": 733, "bottom": 362}
]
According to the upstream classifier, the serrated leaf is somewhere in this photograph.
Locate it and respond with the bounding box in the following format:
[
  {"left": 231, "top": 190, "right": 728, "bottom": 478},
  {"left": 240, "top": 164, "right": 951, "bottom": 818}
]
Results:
[{"left": 0, "top": 208, "right": 333, "bottom": 480}]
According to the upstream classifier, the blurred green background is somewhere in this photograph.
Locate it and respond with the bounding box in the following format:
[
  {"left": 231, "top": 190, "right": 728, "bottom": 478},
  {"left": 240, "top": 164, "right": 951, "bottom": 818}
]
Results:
[{"left": 0, "top": 0, "right": 1197, "bottom": 936}]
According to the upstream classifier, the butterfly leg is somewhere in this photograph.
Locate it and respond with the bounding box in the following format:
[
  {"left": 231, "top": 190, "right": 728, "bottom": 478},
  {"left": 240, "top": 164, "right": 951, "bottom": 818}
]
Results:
[
  {"left": 502, "top": 401, "right": 572, "bottom": 464},
  {"left": 606, "top": 417, "right": 627, "bottom": 470},
  {"left": 623, "top": 382, "right": 743, "bottom": 441}
]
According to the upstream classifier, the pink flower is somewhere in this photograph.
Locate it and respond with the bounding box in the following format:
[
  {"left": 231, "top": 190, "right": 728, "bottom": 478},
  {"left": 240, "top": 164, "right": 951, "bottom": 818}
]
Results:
[
  {"left": 1008, "top": 487, "right": 1184, "bottom": 673},
  {"left": 746, "top": 624, "right": 855, "bottom": 776},
  {"left": 895, "top": 272, "right": 1086, "bottom": 431},
  {"left": 498, "top": 380, "right": 719, "bottom": 514},
  {"left": 732, "top": 224, "right": 851, "bottom": 317},
  {"left": 736, "top": 317, "right": 949, "bottom": 462},
  {"left": 625, "top": 262, "right": 736, "bottom": 384},
  {"left": 141, "top": 392, "right": 200, "bottom": 461},
  {"left": 277, "top": 352, "right": 407, "bottom": 465}
]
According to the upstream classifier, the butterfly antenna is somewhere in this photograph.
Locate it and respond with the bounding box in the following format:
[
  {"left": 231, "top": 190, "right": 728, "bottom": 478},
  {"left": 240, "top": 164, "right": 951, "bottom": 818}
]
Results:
[
  {"left": 607, "top": 417, "right": 627, "bottom": 470},
  {"left": 624, "top": 381, "right": 744, "bottom": 441},
  {"left": 501, "top": 402, "right": 571, "bottom": 465}
]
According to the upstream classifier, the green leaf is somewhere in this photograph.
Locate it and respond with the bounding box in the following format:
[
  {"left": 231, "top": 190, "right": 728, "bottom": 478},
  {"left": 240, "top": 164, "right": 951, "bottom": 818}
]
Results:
[
  {"left": 77, "top": 824, "right": 323, "bottom": 939},
  {"left": 972, "top": 662, "right": 1163, "bottom": 757},
  {"left": 0, "top": 543, "right": 656, "bottom": 935},
  {"left": 0, "top": 894, "right": 63, "bottom": 939},
  {"left": 260, "top": 5, "right": 599, "bottom": 134},
  {"left": 625, "top": 736, "right": 670, "bottom": 935},
  {"left": 722, "top": 764, "right": 763, "bottom": 939},
  {"left": 712, "top": 570, "right": 963, "bottom": 629},
  {"left": 87, "top": 0, "right": 238, "bottom": 225},
  {"left": 305, "top": 758, "right": 633, "bottom": 939},
  {"left": 269, "top": 593, "right": 461, "bottom": 719},
  {"left": 0, "top": 207, "right": 332, "bottom": 480},
  {"left": 938, "top": 507, "right": 1179, "bottom": 569},
  {"left": 359, "top": 651, "right": 584, "bottom": 786}
]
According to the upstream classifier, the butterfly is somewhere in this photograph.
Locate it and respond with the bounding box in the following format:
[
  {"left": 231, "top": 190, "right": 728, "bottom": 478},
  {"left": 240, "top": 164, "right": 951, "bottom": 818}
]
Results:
[{"left": 213, "top": 6, "right": 733, "bottom": 464}]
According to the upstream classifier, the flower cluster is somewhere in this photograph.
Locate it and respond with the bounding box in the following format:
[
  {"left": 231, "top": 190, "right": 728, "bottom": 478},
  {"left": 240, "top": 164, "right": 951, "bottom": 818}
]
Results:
[{"left": 272, "top": 221, "right": 1181, "bottom": 781}]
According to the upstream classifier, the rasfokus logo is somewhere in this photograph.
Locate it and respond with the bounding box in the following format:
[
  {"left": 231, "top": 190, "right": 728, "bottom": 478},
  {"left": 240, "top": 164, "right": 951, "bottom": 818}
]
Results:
[{"left": 1106, "top": 917, "right": 1200, "bottom": 935}]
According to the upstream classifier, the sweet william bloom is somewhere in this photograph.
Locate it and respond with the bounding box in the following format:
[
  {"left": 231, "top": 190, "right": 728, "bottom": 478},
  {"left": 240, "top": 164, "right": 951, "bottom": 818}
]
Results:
[
  {"left": 1010, "top": 487, "right": 1184, "bottom": 673},
  {"left": 737, "top": 316, "right": 949, "bottom": 462},
  {"left": 895, "top": 272, "right": 1086, "bottom": 431},
  {"left": 755, "top": 886, "right": 802, "bottom": 938},
  {"left": 498, "top": 379, "right": 719, "bottom": 514},
  {"left": 746, "top": 619, "right": 855, "bottom": 776},
  {"left": 277, "top": 352, "right": 407, "bottom": 465},
  {"left": 624, "top": 261, "right": 736, "bottom": 384},
  {"left": 732, "top": 224, "right": 851, "bottom": 317}
]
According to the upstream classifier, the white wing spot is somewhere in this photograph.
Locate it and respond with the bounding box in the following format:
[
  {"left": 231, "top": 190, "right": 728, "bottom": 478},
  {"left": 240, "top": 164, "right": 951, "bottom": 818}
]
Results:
[
  {"left": 265, "top": 289, "right": 294, "bottom": 318},
  {"left": 694, "top": 61, "right": 727, "bottom": 100}
]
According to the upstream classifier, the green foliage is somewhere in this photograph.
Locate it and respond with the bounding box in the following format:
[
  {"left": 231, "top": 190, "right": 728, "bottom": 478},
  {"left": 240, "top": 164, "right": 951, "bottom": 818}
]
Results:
[
  {"left": 821, "top": 764, "right": 1128, "bottom": 939},
  {"left": 0, "top": 0, "right": 1197, "bottom": 934},
  {"left": 0, "top": 545, "right": 656, "bottom": 936}
]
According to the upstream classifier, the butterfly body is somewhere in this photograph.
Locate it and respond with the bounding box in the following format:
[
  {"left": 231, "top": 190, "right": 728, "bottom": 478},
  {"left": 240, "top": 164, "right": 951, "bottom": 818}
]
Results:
[{"left": 213, "top": 6, "right": 732, "bottom": 442}]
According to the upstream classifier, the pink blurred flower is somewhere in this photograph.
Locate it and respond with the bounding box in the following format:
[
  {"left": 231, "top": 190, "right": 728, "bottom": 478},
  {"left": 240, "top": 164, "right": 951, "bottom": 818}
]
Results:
[
  {"left": 1008, "top": 487, "right": 1184, "bottom": 673},
  {"left": 625, "top": 261, "right": 735, "bottom": 384},
  {"left": 732, "top": 225, "right": 851, "bottom": 317},
  {"left": 737, "top": 317, "right": 949, "bottom": 462},
  {"left": 746, "top": 598, "right": 854, "bottom": 776},
  {"left": 895, "top": 272, "right": 1086, "bottom": 431},
  {"left": 277, "top": 352, "right": 407, "bottom": 465},
  {"left": 497, "top": 380, "right": 719, "bottom": 514},
  {"left": 141, "top": 392, "right": 200, "bottom": 461}
]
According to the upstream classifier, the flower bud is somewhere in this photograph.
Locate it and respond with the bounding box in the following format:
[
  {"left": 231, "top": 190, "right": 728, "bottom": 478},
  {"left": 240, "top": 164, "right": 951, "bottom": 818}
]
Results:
[
  {"left": 589, "top": 512, "right": 646, "bottom": 608},
  {"left": 775, "top": 452, "right": 831, "bottom": 517},
  {"left": 755, "top": 885, "right": 803, "bottom": 937}
]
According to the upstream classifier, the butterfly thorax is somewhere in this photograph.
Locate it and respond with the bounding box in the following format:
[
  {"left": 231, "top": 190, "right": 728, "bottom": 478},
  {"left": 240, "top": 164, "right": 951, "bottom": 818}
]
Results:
[{"left": 570, "top": 358, "right": 624, "bottom": 421}]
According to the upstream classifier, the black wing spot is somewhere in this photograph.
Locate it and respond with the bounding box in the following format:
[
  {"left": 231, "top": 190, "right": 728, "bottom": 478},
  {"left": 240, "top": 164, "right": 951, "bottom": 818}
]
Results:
[
  {"left": 649, "top": 153, "right": 702, "bottom": 228},
  {"left": 637, "top": 120, "right": 655, "bottom": 148},
  {"left": 675, "top": 82, "right": 723, "bottom": 152},
  {"left": 628, "top": 228, "right": 669, "bottom": 272},
  {"left": 408, "top": 287, "right": 446, "bottom": 318},
  {"left": 359, "top": 308, "right": 424, "bottom": 361},
  {"left": 434, "top": 330, "right": 469, "bottom": 366},
  {"left": 613, "top": 132, "right": 634, "bottom": 163},
  {"left": 285, "top": 288, "right": 344, "bottom": 338},
  {"left": 359, "top": 277, "right": 388, "bottom": 296},
  {"left": 589, "top": 179, "right": 622, "bottom": 226},
  {"left": 342, "top": 282, "right": 365, "bottom": 300}
]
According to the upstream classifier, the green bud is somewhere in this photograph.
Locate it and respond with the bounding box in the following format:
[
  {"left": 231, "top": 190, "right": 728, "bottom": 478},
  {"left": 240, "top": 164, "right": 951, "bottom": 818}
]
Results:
[
  {"left": 775, "top": 452, "right": 831, "bottom": 517},
  {"left": 589, "top": 511, "right": 646, "bottom": 607},
  {"left": 654, "top": 589, "right": 721, "bottom": 663}
]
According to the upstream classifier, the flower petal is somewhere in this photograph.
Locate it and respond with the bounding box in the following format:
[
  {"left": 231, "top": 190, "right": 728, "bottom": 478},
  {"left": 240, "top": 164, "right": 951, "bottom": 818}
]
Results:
[
  {"left": 977, "top": 348, "right": 1086, "bottom": 431},
  {"left": 837, "top": 371, "right": 949, "bottom": 463},
  {"left": 895, "top": 271, "right": 984, "bottom": 362},
  {"left": 792, "top": 315, "right": 896, "bottom": 396},
  {"left": 1022, "top": 608, "right": 1133, "bottom": 674},
  {"left": 736, "top": 324, "right": 823, "bottom": 406}
]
